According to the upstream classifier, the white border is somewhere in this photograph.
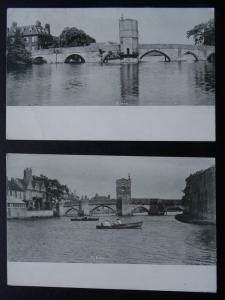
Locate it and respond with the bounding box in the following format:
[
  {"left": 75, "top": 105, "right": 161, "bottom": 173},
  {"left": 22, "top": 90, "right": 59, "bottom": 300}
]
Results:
[
  {"left": 8, "top": 262, "right": 216, "bottom": 292},
  {"left": 7, "top": 106, "right": 215, "bottom": 141}
]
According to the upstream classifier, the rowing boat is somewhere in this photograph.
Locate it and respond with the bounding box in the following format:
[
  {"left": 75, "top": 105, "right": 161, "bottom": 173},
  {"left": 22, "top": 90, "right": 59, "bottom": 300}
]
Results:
[
  {"left": 96, "top": 221, "right": 143, "bottom": 229},
  {"left": 71, "top": 217, "right": 99, "bottom": 221}
]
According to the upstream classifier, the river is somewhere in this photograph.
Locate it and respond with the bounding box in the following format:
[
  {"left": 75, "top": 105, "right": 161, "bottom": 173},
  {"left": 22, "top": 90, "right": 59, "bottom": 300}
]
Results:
[
  {"left": 7, "top": 215, "right": 216, "bottom": 264},
  {"left": 7, "top": 60, "right": 215, "bottom": 106}
]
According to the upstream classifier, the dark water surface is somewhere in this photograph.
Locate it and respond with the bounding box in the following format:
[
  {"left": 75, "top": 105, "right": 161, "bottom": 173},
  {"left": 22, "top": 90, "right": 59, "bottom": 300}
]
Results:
[
  {"left": 7, "top": 61, "right": 215, "bottom": 106},
  {"left": 7, "top": 215, "right": 216, "bottom": 264}
]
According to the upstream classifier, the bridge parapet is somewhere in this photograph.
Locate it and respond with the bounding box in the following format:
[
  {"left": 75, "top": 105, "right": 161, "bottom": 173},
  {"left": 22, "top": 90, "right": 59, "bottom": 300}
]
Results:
[
  {"left": 32, "top": 43, "right": 120, "bottom": 56},
  {"left": 139, "top": 44, "right": 214, "bottom": 51},
  {"left": 139, "top": 44, "right": 214, "bottom": 61},
  {"left": 32, "top": 43, "right": 214, "bottom": 63}
]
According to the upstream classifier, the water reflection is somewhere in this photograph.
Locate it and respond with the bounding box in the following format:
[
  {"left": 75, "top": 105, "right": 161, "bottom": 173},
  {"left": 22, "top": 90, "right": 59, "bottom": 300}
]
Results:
[
  {"left": 120, "top": 64, "right": 139, "bottom": 105},
  {"left": 183, "top": 225, "right": 216, "bottom": 265},
  {"left": 194, "top": 61, "right": 215, "bottom": 93},
  {"left": 7, "top": 61, "right": 215, "bottom": 106}
]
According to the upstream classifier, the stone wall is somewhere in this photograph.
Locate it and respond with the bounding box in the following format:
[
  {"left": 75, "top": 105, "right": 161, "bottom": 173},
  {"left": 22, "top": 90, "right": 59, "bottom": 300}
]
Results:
[{"left": 7, "top": 208, "right": 54, "bottom": 219}]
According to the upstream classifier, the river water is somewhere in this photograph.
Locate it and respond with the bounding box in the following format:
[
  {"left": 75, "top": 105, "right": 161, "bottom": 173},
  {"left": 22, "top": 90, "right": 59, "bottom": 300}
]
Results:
[
  {"left": 7, "top": 60, "right": 215, "bottom": 106},
  {"left": 7, "top": 215, "right": 216, "bottom": 264}
]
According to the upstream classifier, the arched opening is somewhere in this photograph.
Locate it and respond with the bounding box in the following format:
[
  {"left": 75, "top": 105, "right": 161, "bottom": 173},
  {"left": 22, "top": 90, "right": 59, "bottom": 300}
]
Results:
[
  {"left": 65, "top": 206, "right": 80, "bottom": 216},
  {"left": 33, "top": 56, "right": 47, "bottom": 64},
  {"left": 207, "top": 52, "right": 215, "bottom": 63},
  {"left": 90, "top": 205, "right": 116, "bottom": 216},
  {"left": 131, "top": 206, "right": 149, "bottom": 215},
  {"left": 140, "top": 50, "right": 171, "bottom": 62},
  {"left": 182, "top": 51, "right": 199, "bottom": 61},
  {"left": 64, "top": 54, "right": 85, "bottom": 64}
]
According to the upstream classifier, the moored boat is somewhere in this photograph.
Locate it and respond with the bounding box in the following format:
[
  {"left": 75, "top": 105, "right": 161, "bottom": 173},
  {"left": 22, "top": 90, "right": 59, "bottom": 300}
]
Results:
[
  {"left": 96, "top": 221, "right": 143, "bottom": 229},
  {"left": 71, "top": 216, "right": 99, "bottom": 221},
  {"left": 148, "top": 212, "right": 165, "bottom": 216}
]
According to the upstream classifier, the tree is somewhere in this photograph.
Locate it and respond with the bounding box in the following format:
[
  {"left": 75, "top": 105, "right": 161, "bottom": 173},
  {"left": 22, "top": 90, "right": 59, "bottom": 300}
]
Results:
[
  {"left": 59, "top": 27, "right": 96, "bottom": 47},
  {"left": 38, "top": 175, "right": 69, "bottom": 205},
  {"left": 7, "top": 28, "right": 32, "bottom": 66},
  {"left": 186, "top": 18, "right": 215, "bottom": 46}
]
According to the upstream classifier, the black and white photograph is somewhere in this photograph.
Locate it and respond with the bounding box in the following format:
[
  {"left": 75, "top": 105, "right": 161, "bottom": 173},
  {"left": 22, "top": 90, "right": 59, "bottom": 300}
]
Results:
[
  {"left": 6, "top": 8, "right": 215, "bottom": 141},
  {"left": 6, "top": 154, "right": 216, "bottom": 291},
  {"left": 7, "top": 8, "right": 215, "bottom": 106}
]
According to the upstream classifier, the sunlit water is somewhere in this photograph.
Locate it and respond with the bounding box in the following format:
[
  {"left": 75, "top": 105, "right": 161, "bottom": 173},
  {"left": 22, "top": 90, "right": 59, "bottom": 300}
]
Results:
[
  {"left": 7, "top": 215, "right": 216, "bottom": 264},
  {"left": 7, "top": 59, "right": 215, "bottom": 106}
]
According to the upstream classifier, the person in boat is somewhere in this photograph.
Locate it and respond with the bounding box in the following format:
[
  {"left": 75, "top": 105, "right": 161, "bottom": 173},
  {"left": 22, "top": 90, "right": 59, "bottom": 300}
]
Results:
[
  {"left": 116, "top": 218, "right": 122, "bottom": 225},
  {"left": 102, "top": 220, "right": 111, "bottom": 227}
]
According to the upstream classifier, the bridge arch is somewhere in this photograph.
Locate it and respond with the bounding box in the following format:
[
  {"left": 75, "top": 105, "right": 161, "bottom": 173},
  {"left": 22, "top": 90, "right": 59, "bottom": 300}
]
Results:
[
  {"left": 140, "top": 50, "right": 171, "bottom": 62},
  {"left": 64, "top": 54, "right": 85, "bottom": 63},
  {"left": 182, "top": 51, "right": 199, "bottom": 61},
  {"left": 89, "top": 205, "right": 116, "bottom": 215},
  {"left": 207, "top": 52, "right": 215, "bottom": 62},
  {"left": 33, "top": 56, "right": 47, "bottom": 64},
  {"left": 65, "top": 206, "right": 80, "bottom": 216},
  {"left": 130, "top": 206, "right": 149, "bottom": 214}
]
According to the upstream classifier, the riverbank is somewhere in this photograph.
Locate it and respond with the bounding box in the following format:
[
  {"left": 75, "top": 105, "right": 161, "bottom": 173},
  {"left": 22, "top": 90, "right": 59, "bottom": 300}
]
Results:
[
  {"left": 7, "top": 209, "right": 55, "bottom": 220},
  {"left": 175, "top": 213, "right": 216, "bottom": 225}
]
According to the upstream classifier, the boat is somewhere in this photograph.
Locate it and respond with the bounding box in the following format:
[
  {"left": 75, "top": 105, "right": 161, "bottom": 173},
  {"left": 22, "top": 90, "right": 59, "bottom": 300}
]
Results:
[
  {"left": 70, "top": 216, "right": 99, "bottom": 221},
  {"left": 96, "top": 221, "right": 143, "bottom": 229},
  {"left": 148, "top": 212, "right": 165, "bottom": 216}
]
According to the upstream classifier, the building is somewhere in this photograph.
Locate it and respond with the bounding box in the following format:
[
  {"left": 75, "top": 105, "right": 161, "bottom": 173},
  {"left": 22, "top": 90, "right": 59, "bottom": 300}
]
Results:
[
  {"left": 182, "top": 166, "right": 216, "bottom": 223},
  {"left": 7, "top": 21, "right": 51, "bottom": 51},
  {"left": 8, "top": 168, "right": 47, "bottom": 210},
  {"left": 7, "top": 177, "right": 27, "bottom": 219},
  {"left": 119, "top": 17, "right": 139, "bottom": 55},
  {"left": 89, "top": 193, "right": 112, "bottom": 205},
  {"left": 116, "top": 175, "right": 131, "bottom": 215}
]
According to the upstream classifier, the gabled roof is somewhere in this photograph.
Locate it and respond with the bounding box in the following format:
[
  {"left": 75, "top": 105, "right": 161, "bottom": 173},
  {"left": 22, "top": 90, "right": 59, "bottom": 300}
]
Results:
[
  {"left": 8, "top": 179, "right": 24, "bottom": 192},
  {"left": 8, "top": 24, "right": 50, "bottom": 37}
]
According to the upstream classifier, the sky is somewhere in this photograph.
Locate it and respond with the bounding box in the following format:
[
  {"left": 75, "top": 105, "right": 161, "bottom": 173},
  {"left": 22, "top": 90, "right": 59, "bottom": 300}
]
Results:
[
  {"left": 7, "top": 154, "right": 214, "bottom": 199},
  {"left": 7, "top": 8, "right": 214, "bottom": 44}
]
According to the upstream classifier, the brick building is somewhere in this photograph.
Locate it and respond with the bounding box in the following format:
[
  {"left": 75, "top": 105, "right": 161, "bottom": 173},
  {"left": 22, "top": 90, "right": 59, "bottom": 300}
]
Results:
[{"left": 182, "top": 166, "right": 216, "bottom": 223}]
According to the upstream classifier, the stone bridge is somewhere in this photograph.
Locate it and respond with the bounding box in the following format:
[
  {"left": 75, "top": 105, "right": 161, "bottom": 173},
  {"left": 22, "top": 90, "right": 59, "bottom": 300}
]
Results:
[
  {"left": 61, "top": 199, "right": 183, "bottom": 217},
  {"left": 32, "top": 43, "right": 215, "bottom": 64},
  {"left": 138, "top": 44, "right": 215, "bottom": 62}
]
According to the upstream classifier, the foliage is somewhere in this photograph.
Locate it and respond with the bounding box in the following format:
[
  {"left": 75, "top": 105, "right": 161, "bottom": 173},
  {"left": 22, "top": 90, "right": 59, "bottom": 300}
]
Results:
[
  {"left": 59, "top": 27, "right": 96, "bottom": 47},
  {"left": 38, "top": 175, "right": 70, "bottom": 204},
  {"left": 39, "top": 34, "right": 60, "bottom": 49},
  {"left": 7, "top": 28, "right": 32, "bottom": 66},
  {"left": 186, "top": 18, "right": 215, "bottom": 45}
]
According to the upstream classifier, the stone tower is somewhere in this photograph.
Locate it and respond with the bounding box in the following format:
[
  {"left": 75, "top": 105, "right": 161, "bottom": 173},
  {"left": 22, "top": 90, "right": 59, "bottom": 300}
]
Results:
[
  {"left": 23, "top": 168, "right": 32, "bottom": 185},
  {"left": 119, "top": 16, "right": 139, "bottom": 55},
  {"left": 116, "top": 174, "right": 131, "bottom": 216}
]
